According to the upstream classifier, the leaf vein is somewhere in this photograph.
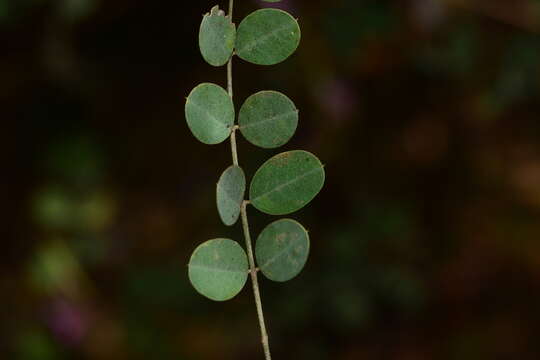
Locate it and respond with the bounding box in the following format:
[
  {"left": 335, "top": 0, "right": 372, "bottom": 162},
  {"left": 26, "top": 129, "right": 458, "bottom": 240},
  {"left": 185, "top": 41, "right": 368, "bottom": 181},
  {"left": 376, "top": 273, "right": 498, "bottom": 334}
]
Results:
[
  {"left": 260, "top": 236, "right": 302, "bottom": 270},
  {"left": 241, "top": 110, "right": 297, "bottom": 129},
  {"left": 190, "top": 264, "right": 245, "bottom": 274},
  {"left": 251, "top": 166, "right": 323, "bottom": 203}
]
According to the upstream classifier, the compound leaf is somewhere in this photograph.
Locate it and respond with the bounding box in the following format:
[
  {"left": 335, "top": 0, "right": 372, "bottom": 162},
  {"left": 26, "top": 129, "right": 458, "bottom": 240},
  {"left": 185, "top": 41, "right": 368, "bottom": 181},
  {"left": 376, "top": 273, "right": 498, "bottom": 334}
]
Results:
[
  {"left": 236, "top": 9, "right": 300, "bottom": 65},
  {"left": 185, "top": 83, "right": 234, "bottom": 145},
  {"left": 238, "top": 91, "right": 298, "bottom": 149},
  {"left": 216, "top": 165, "right": 246, "bottom": 226},
  {"left": 255, "top": 219, "right": 309, "bottom": 282},
  {"left": 199, "top": 5, "right": 236, "bottom": 67},
  {"left": 188, "top": 238, "right": 248, "bottom": 301},
  {"left": 250, "top": 150, "right": 325, "bottom": 215}
]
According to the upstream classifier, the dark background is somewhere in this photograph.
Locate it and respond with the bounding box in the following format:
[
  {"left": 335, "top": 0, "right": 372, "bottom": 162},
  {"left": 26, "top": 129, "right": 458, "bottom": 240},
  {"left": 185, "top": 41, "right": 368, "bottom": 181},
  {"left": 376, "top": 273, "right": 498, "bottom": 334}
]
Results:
[{"left": 4, "top": 0, "right": 540, "bottom": 359}]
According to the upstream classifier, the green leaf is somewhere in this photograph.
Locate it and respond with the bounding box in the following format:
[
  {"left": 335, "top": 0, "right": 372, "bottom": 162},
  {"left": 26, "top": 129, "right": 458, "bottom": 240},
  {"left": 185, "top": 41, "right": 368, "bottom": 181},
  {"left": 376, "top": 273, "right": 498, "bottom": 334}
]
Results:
[
  {"left": 255, "top": 219, "right": 309, "bottom": 282},
  {"left": 199, "top": 5, "right": 236, "bottom": 67},
  {"left": 216, "top": 165, "right": 246, "bottom": 226},
  {"left": 249, "top": 150, "right": 325, "bottom": 215},
  {"left": 185, "top": 83, "right": 234, "bottom": 145},
  {"left": 236, "top": 9, "right": 301, "bottom": 65},
  {"left": 188, "top": 238, "right": 248, "bottom": 301},
  {"left": 238, "top": 91, "right": 298, "bottom": 149}
]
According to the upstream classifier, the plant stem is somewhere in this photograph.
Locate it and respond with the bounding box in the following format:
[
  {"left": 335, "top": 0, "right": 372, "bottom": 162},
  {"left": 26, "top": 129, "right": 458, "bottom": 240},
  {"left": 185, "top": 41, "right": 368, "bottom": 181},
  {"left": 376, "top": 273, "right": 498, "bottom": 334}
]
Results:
[
  {"left": 227, "top": 1, "right": 272, "bottom": 359},
  {"left": 227, "top": 1, "right": 236, "bottom": 166},
  {"left": 230, "top": 127, "right": 239, "bottom": 166},
  {"left": 227, "top": 49, "right": 234, "bottom": 98},
  {"left": 241, "top": 201, "right": 272, "bottom": 360},
  {"left": 228, "top": 0, "right": 234, "bottom": 18}
]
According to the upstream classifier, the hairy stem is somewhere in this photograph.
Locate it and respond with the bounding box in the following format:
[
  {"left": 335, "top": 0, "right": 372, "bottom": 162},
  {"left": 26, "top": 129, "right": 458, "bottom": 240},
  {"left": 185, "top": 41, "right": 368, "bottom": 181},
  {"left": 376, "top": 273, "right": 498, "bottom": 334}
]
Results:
[{"left": 227, "top": 1, "right": 272, "bottom": 359}]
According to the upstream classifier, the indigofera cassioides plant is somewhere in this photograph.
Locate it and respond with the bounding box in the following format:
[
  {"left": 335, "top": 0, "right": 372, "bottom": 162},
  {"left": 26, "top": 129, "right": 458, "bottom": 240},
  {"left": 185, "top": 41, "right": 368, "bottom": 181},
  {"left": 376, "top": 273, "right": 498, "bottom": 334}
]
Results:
[{"left": 185, "top": 1, "right": 325, "bottom": 359}]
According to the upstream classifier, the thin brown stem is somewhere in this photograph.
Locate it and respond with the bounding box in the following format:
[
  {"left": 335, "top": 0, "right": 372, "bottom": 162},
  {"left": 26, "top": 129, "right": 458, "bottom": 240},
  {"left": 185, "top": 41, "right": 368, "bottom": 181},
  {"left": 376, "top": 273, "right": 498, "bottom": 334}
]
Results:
[
  {"left": 228, "top": 0, "right": 234, "bottom": 18},
  {"left": 241, "top": 201, "right": 272, "bottom": 360},
  {"left": 227, "top": 3, "right": 235, "bottom": 165},
  {"left": 230, "top": 128, "right": 239, "bottom": 166},
  {"left": 227, "top": 53, "right": 234, "bottom": 98},
  {"left": 227, "top": 1, "right": 272, "bottom": 359}
]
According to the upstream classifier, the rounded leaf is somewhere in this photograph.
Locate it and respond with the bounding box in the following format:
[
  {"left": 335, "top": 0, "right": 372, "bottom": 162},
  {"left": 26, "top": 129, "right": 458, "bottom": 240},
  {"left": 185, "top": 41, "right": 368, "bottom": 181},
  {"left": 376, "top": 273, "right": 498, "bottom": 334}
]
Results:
[
  {"left": 188, "top": 238, "right": 248, "bottom": 301},
  {"left": 250, "top": 150, "right": 325, "bottom": 215},
  {"left": 256, "top": 219, "right": 309, "bottom": 282},
  {"left": 238, "top": 91, "right": 298, "bottom": 149},
  {"left": 185, "top": 83, "right": 234, "bottom": 144},
  {"left": 199, "top": 6, "right": 236, "bottom": 67},
  {"left": 216, "top": 165, "right": 246, "bottom": 226},
  {"left": 236, "top": 9, "right": 301, "bottom": 65}
]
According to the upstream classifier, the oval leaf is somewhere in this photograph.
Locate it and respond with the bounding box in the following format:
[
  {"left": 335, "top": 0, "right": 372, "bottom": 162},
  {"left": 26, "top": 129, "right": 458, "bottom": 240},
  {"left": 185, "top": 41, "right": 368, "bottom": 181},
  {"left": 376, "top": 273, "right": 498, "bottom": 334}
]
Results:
[
  {"left": 216, "top": 165, "right": 246, "bottom": 226},
  {"left": 249, "top": 150, "right": 325, "bottom": 215},
  {"left": 188, "top": 238, "right": 248, "bottom": 301},
  {"left": 238, "top": 91, "right": 298, "bottom": 149},
  {"left": 236, "top": 9, "right": 301, "bottom": 65},
  {"left": 199, "top": 6, "right": 236, "bottom": 67},
  {"left": 256, "top": 219, "right": 309, "bottom": 282},
  {"left": 185, "top": 83, "right": 234, "bottom": 145}
]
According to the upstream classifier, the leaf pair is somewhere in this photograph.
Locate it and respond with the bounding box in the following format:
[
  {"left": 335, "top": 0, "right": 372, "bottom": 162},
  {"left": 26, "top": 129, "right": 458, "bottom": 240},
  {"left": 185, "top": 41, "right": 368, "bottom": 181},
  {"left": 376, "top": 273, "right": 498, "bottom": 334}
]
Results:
[
  {"left": 189, "top": 219, "right": 309, "bottom": 301},
  {"left": 199, "top": 7, "right": 301, "bottom": 66},
  {"left": 185, "top": 83, "right": 298, "bottom": 148},
  {"left": 216, "top": 151, "right": 325, "bottom": 225}
]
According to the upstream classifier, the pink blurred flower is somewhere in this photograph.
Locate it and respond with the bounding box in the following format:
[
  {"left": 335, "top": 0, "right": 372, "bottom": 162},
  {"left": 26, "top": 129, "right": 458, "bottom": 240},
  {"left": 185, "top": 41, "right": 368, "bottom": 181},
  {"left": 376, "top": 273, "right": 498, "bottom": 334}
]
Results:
[{"left": 46, "top": 298, "right": 88, "bottom": 346}]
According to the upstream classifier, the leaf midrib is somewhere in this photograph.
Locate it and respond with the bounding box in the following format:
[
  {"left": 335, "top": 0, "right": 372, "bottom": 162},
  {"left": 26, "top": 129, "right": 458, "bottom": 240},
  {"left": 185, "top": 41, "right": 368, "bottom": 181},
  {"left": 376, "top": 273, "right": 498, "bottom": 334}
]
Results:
[
  {"left": 241, "top": 109, "right": 297, "bottom": 130},
  {"left": 251, "top": 166, "right": 323, "bottom": 203},
  {"left": 190, "top": 264, "right": 245, "bottom": 274}
]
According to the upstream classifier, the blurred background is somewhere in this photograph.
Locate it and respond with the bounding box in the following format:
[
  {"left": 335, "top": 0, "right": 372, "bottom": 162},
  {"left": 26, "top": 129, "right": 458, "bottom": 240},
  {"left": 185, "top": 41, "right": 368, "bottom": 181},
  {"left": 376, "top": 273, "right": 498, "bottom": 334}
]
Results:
[{"left": 4, "top": 0, "right": 540, "bottom": 358}]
